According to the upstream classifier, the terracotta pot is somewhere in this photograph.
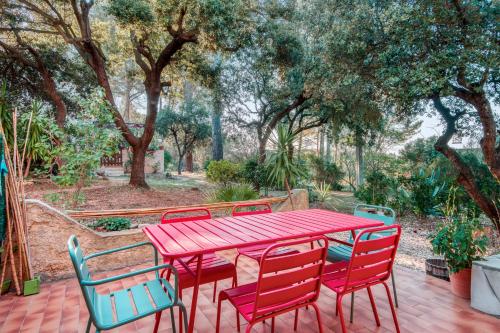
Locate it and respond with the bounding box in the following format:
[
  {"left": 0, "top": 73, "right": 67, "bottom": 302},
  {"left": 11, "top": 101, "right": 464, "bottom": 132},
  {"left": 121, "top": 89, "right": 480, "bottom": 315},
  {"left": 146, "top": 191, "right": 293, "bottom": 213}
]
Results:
[{"left": 449, "top": 268, "right": 471, "bottom": 299}]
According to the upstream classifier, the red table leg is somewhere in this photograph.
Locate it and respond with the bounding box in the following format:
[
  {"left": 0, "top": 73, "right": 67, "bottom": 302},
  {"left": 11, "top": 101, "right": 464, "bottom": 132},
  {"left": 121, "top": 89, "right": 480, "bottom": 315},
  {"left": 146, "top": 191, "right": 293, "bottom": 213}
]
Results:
[{"left": 187, "top": 253, "right": 203, "bottom": 333}]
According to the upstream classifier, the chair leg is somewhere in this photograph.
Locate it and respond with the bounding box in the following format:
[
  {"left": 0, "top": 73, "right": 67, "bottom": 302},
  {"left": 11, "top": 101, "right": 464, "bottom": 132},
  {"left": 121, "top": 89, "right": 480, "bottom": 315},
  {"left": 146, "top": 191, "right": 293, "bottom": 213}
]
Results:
[
  {"left": 213, "top": 280, "right": 218, "bottom": 303},
  {"left": 153, "top": 311, "right": 162, "bottom": 333},
  {"left": 337, "top": 294, "right": 347, "bottom": 333},
  {"left": 367, "top": 287, "right": 380, "bottom": 326},
  {"left": 85, "top": 318, "right": 92, "bottom": 333},
  {"left": 271, "top": 317, "right": 275, "bottom": 333},
  {"left": 232, "top": 271, "right": 238, "bottom": 288},
  {"left": 383, "top": 282, "right": 401, "bottom": 333},
  {"left": 170, "top": 307, "right": 177, "bottom": 333},
  {"left": 234, "top": 253, "right": 241, "bottom": 271},
  {"left": 178, "top": 303, "right": 188, "bottom": 333},
  {"left": 391, "top": 269, "right": 399, "bottom": 307},
  {"left": 311, "top": 303, "right": 324, "bottom": 333},
  {"left": 350, "top": 292, "right": 354, "bottom": 323},
  {"left": 294, "top": 308, "right": 299, "bottom": 331},
  {"left": 216, "top": 295, "right": 223, "bottom": 333},
  {"left": 179, "top": 289, "right": 184, "bottom": 333},
  {"left": 245, "top": 323, "right": 253, "bottom": 333},
  {"left": 236, "top": 309, "right": 241, "bottom": 332}
]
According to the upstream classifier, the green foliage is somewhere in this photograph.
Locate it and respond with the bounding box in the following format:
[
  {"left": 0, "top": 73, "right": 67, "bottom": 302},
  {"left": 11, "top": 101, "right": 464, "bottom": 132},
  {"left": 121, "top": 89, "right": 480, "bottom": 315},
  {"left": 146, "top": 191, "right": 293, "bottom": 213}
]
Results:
[
  {"left": 0, "top": 81, "right": 13, "bottom": 145},
  {"left": 205, "top": 183, "right": 259, "bottom": 203},
  {"left": 92, "top": 217, "right": 132, "bottom": 232},
  {"left": 266, "top": 125, "right": 306, "bottom": 191},
  {"left": 54, "top": 89, "right": 121, "bottom": 188},
  {"left": 156, "top": 102, "right": 211, "bottom": 174},
  {"left": 19, "top": 101, "right": 61, "bottom": 169},
  {"left": 43, "top": 192, "right": 61, "bottom": 204},
  {"left": 240, "top": 157, "right": 271, "bottom": 191},
  {"left": 206, "top": 160, "right": 241, "bottom": 185},
  {"left": 354, "top": 171, "right": 395, "bottom": 206},
  {"left": 312, "top": 181, "right": 332, "bottom": 204},
  {"left": 107, "top": 0, "right": 154, "bottom": 24},
  {"left": 404, "top": 169, "right": 447, "bottom": 218},
  {"left": 308, "top": 155, "right": 344, "bottom": 190},
  {"left": 163, "top": 150, "right": 173, "bottom": 170},
  {"left": 430, "top": 215, "right": 488, "bottom": 274}
]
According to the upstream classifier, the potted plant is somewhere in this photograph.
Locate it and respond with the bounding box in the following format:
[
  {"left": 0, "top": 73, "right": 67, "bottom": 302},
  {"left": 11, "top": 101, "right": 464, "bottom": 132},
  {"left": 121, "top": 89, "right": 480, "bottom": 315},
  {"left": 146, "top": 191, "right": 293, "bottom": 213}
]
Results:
[{"left": 430, "top": 215, "right": 488, "bottom": 299}]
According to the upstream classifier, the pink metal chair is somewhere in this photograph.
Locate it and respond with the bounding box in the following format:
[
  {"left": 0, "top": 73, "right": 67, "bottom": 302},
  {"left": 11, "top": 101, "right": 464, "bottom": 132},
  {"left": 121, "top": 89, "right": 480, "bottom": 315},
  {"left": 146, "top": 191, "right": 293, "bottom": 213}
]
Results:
[
  {"left": 216, "top": 236, "right": 329, "bottom": 333},
  {"left": 322, "top": 225, "right": 401, "bottom": 333},
  {"left": 232, "top": 203, "right": 299, "bottom": 269},
  {"left": 160, "top": 208, "right": 238, "bottom": 331}
]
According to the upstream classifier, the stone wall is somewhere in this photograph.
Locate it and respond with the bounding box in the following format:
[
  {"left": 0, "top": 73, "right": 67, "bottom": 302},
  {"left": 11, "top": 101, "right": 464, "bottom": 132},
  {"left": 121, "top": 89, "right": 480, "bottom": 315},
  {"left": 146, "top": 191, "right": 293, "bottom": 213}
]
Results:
[{"left": 25, "top": 189, "right": 308, "bottom": 281}]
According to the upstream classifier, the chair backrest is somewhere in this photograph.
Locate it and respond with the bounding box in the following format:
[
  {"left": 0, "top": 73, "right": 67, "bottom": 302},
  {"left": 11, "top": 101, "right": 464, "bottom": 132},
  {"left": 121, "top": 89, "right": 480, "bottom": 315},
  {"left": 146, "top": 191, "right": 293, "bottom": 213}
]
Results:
[
  {"left": 67, "top": 235, "right": 96, "bottom": 320},
  {"left": 343, "top": 225, "right": 401, "bottom": 292},
  {"left": 161, "top": 208, "right": 212, "bottom": 224},
  {"left": 251, "top": 236, "right": 328, "bottom": 320},
  {"left": 354, "top": 204, "right": 395, "bottom": 225},
  {"left": 349, "top": 204, "right": 396, "bottom": 242},
  {"left": 231, "top": 202, "right": 272, "bottom": 217}
]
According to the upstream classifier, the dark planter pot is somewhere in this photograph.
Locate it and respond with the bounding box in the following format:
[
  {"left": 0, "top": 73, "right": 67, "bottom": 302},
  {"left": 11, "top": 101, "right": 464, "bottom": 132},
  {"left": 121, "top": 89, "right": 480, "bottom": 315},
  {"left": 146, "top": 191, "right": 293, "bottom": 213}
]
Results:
[
  {"left": 425, "top": 258, "right": 450, "bottom": 281},
  {"left": 450, "top": 268, "right": 472, "bottom": 299}
]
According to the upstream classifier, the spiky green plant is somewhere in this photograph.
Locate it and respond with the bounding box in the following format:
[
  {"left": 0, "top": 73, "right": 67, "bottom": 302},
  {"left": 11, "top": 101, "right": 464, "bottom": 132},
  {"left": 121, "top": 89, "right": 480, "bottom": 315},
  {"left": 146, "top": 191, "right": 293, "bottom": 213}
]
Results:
[{"left": 266, "top": 125, "right": 306, "bottom": 206}]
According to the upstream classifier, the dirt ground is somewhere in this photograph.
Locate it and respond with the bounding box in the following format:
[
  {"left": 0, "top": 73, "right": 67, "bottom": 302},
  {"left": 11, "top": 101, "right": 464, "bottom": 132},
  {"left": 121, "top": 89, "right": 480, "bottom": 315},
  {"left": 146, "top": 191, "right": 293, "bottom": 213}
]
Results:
[{"left": 25, "top": 176, "right": 207, "bottom": 211}]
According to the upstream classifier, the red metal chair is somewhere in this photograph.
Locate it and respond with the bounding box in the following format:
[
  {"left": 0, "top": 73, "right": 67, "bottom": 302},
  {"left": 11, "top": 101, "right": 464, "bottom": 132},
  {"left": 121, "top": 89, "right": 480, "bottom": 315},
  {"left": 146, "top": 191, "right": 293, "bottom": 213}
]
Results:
[
  {"left": 216, "top": 236, "right": 329, "bottom": 333},
  {"left": 322, "top": 225, "right": 401, "bottom": 333},
  {"left": 232, "top": 203, "right": 299, "bottom": 269},
  {"left": 160, "top": 208, "right": 238, "bottom": 331}
]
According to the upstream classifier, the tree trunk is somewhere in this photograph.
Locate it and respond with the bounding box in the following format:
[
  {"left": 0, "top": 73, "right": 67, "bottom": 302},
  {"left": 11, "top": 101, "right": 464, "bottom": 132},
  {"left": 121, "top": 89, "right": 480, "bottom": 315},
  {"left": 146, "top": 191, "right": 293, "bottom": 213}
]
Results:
[
  {"left": 129, "top": 145, "right": 148, "bottom": 188},
  {"left": 258, "top": 131, "right": 267, "bottom": 165},
  {"left": 454, "top": 89, "right": 499, "bottom": 180},
  {"left": 355, "top": 143, "right": 364, "bottom": 187},
  {"left": 41, "top": 68, "right": 66, "bottom": 128},
  {"left": 432, "top": 96, "right": 499, "bottom": 231},
  {"left": 326, "top": 124, "right": 333, "bottom": 163},
  {"left": 297, "top": 131, "right": 303, "bottom": 158},
  {"left": 284, "top": 178, "right": 295, "bottom": 210},
  {"left": 186, "top": 150, "right": 193, "bottom": 172},
  {"left": 211, "top": 111, "right": 223, "bottom": 161},
  {"left": 319, "top": 126, "right": 325, "bottom": 158},
  {"left": 177, "top": 155, "right": 183, "bottom": 175}
]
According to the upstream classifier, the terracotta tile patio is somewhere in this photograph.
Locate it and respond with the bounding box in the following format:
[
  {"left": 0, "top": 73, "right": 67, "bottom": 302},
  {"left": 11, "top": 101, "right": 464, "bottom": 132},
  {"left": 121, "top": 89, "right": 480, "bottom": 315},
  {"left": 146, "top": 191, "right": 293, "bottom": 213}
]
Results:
[{"left": 0, "top": 249, "right": 498, "bottom": 333}]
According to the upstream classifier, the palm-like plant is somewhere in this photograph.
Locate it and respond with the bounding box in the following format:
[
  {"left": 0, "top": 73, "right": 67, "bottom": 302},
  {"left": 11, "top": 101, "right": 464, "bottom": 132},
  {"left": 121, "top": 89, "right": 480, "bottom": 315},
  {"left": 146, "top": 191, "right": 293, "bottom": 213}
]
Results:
[{"left": 266, "top": 125, "right": 306, "bottom": 207}]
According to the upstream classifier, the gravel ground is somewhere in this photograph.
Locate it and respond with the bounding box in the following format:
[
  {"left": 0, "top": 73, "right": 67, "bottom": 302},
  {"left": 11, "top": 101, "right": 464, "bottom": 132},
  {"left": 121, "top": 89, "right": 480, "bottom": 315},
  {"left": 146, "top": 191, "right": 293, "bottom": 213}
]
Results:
[{"left": 321, "top": 192, "right": 500, "bottom": 272}]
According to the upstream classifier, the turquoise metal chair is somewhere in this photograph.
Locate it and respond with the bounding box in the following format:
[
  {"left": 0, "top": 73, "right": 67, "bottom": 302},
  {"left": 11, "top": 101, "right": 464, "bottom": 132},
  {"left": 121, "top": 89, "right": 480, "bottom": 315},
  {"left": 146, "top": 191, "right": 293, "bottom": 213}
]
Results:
[
  {"left": 68, "top": 235, "right": 187, "bottom": 333},
  {"left": 326, "top": 204, "right": 399, "bottom": 322}
]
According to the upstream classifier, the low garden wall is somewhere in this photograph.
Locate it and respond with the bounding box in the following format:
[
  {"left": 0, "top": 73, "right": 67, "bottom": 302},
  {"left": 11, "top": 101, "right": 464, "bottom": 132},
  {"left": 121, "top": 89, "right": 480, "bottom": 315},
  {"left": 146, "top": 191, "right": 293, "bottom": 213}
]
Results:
[{"left": 26, "top": 189, "right": 308, "bottom": 281}]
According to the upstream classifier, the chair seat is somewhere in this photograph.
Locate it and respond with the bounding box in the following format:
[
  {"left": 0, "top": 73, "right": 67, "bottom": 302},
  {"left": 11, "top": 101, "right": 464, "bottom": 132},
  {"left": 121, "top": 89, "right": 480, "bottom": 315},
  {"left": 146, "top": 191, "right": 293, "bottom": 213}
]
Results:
[
  {"left": 322, "top": 262, "right": 385, "bottom": 293},
  {"left": 238, "top": 244, "right": 299, "bottom": 262},
  {"left": 219, "top": 281, "right": 262, "bottom": 322},
  {"left": 174, "top": 253, "right": 236, "bottom": 289},
  {"left": 327, "top": 244, "right": 353, "bottom": 262},
  {"left": 94, "top": 278, "right": 175, "bottom": 330}
]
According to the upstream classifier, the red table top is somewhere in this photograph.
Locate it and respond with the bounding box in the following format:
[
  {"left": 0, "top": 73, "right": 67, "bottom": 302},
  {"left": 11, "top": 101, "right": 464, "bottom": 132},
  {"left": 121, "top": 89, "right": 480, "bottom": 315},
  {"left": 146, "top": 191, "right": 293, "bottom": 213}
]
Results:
[{"left": 143, "top": 209, "right": 384, "bottom": 258}]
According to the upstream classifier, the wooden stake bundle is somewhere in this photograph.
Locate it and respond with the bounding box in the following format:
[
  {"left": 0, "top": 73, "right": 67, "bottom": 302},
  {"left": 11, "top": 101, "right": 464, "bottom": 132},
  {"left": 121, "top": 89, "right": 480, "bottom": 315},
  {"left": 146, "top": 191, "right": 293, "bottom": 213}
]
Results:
[{"left": 0, "top": 110, "right": 33, "bottom": 296}]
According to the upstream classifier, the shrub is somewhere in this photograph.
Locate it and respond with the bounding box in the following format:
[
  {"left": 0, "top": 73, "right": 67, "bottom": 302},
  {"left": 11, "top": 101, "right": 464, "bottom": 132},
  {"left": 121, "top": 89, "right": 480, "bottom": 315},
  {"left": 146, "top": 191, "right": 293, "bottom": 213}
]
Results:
[
  {"left": 164, "top": 151, "right": 173, "bottom": 170},
  {"left": 354, "top": 171, "right": 395, "bottom": 206},
  {"left": 92, "top": 217, "right": 131, "bottom": 231},
  {"left": 206, "top": 160, "right": 241, "bottom": 185},
  {"left": 241, "top": 157, "right": 270, "bottom": 191},
  {"left": 308, "top": 155, "right": 344, "bottom": 190},
  {"left": 404, "top": 168, "right": 447, "bottom": 217},
  {"left": 205, "top": 183, "right": 259, "bottom": 203},
  {"left": 430, "top": 215, "right": 488, "bottom": 273}
]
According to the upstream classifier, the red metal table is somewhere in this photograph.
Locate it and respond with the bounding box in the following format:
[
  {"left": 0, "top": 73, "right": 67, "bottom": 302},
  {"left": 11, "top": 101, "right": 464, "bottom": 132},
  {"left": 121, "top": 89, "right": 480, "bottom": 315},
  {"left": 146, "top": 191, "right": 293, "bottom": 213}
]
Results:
[{"left": 143, "top": 208, "right": 384, "bottom": 333}]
